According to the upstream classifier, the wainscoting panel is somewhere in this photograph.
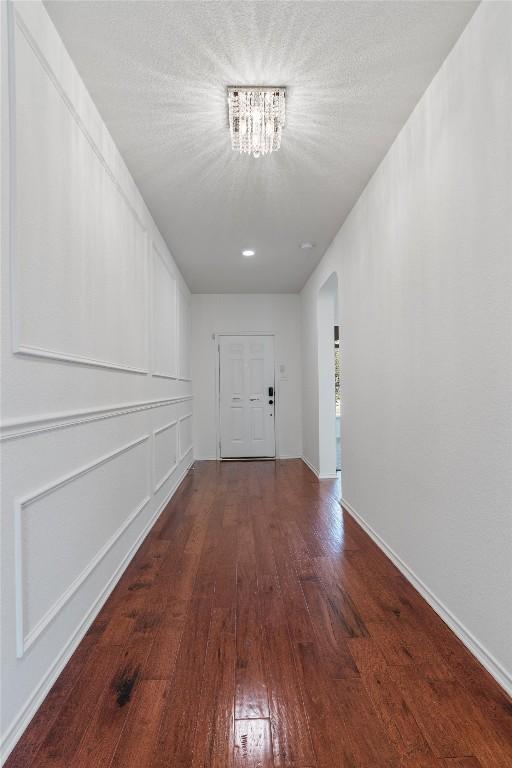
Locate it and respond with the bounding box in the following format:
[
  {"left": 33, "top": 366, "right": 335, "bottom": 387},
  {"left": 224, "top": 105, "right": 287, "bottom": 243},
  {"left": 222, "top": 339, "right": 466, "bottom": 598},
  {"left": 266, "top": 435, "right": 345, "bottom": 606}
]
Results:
[
  {"left": 1, "top": 3, "right": 194, "bottom": 761},
  {"left": 179, "top": 413, "right": 193, "bottom": 460},
  {"left": 17, "top": 435, "right": 151, "bottom": 657},
  {"left": 153, "top": 420, "right": 178, "bottom": 493},
  {"left": 178, "top": 288, "right": 192, "bottom": 381},
  {"left": 13, "top": 16, "right": 149, "bottom": 373},
  {"left": 1, "top": 396, "right": 193, "bottom": 759},
  {"left": 152, "top": 243, "right": 177, "bottom": 379}
]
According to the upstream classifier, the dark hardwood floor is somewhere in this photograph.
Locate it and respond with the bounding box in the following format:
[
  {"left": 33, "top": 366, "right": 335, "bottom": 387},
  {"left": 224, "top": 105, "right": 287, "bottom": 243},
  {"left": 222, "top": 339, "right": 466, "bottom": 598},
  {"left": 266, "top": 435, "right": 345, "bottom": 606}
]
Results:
[{"left": 6, "top": 460, "right": 512, "bottom": 767}]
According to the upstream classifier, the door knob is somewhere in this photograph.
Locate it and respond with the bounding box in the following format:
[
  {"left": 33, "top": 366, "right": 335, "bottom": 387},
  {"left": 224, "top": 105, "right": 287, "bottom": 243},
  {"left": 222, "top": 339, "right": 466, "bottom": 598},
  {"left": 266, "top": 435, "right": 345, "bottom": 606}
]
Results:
[{"left": 269, "top": 399, "right": 274, "bottom": 405}]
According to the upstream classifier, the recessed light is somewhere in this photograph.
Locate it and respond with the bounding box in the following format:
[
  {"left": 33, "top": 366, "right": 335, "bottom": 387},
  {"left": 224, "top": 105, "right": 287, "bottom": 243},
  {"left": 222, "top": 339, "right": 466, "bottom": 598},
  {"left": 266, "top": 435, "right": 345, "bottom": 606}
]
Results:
[
  {"left": 300, "top": 241, "right": 316, "bottom": 250},
  {"left": 242, "top": 249, "right": 255, "bottom": 257}
]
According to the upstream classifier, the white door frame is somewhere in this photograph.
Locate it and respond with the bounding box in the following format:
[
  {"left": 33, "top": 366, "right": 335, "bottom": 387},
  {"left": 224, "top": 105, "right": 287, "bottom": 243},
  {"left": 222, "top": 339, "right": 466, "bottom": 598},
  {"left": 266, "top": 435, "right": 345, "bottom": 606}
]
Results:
[{"left": 214, "top": 332, "right": 279, "bottom": 460}]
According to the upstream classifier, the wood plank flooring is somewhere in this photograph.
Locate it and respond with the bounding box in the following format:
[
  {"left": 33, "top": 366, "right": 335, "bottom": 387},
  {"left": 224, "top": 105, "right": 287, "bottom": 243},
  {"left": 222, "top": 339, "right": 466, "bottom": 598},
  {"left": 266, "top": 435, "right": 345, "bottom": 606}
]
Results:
[{"left": 6, "top": 460, "right": 512, "bottom": 768}]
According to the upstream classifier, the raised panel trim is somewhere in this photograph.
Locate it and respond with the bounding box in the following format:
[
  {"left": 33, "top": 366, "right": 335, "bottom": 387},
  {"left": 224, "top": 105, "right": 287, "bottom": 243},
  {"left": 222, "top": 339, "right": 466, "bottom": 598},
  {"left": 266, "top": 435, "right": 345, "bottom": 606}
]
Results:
[
  {"left": 153, "top": 419, "right": 178, "bottom": 493},
  {"left": 11, "top": 12, "right": 150, "bottom": 374},
  {"left": 151, "top": 242, "right": 178, "bottom": 380},
  {"left": 1, "top": 456, "right": 194, "bottom": 763},
  {"left": 178, "top": 412, "right": 193, "bottom": 460},
  {"left": 181, "top": 446, "right": 194, "bottom": 461},
  {"left": 13, "top": 10, "right": 146, "bottom": 230},
  {"left": 153, "top": 373, "right": 178, "bottom": 380},
  {"left": 0, "top": 395, "right": 193, "bottom": 442},
  {"left": 14, "top": 344, "right": 149, "bottom": 375},
  {"left": 15, "top": 435, "right": 151, "bottom": 658},
  {"left": 177, "top": 288, "right": 191, "bottom": 380}
]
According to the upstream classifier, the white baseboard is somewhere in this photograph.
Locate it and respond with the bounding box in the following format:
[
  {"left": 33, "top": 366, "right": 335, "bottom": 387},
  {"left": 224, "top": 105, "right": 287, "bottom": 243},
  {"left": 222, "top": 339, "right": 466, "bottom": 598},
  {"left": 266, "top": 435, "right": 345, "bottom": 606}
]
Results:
[
  {"left": 301, "top": 456, "right": 338, "bottom": 480},
  {"left": 341, "top": 497, "right": 512, "bottom": 698},
  {"left": 0, "top": 458, "right": 194, "bottom": 764},
  {"left": 301, "top": 455, "right": 319, "bottom": 477},
  {"left": 192, "top": 455, "right": 302, "bottom": 461}
]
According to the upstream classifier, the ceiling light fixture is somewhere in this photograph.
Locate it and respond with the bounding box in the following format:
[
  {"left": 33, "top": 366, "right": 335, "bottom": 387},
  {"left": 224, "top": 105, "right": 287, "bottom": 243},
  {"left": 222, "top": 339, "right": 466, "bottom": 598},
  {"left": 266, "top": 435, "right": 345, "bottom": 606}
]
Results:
[
  {"left": 228, "top": 86, "right": 286, "bottom": 158},
  {"left": 300, "top": 241, "right": 316, "bottom": 250},
  {"left": 242, "top": 249, "right": 255, "bottom": 257}
]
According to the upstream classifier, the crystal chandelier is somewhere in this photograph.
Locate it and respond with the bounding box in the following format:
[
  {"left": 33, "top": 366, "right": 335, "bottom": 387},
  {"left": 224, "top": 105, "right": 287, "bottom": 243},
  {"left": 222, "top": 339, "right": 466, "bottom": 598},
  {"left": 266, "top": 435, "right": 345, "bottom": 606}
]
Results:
[{"left": 228, "top": 86, "right": 286, "bottom": 158}]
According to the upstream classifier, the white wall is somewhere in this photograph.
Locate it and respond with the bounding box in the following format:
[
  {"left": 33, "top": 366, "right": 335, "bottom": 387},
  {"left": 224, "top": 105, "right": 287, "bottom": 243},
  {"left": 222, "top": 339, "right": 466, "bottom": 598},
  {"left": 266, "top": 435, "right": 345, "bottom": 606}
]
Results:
[
  {"left": 191, "top": 294, "right": 302, "bottom": 460},
  {"left": 301, "top": 2, "right": 512, "bottom": 694},
  {"left": 0, "top": 2, "right": 193, "bottom": 758}
]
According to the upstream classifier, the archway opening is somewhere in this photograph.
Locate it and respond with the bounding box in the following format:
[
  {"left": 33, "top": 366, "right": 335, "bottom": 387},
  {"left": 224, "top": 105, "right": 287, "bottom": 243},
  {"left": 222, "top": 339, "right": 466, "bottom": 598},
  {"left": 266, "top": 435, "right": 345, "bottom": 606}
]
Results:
[{"left": 317, "top": 272, "right": 341, "bottom": 488}]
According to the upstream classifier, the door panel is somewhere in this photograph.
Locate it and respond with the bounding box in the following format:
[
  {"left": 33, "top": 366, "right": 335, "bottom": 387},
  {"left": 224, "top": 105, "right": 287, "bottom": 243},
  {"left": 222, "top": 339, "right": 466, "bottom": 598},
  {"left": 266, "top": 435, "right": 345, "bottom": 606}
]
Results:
[
  {"left": 249, "top": 357, "right": 264, "bottom": 393},
  {"left": 231, "top": 357, "right": 244, "bottom": 393},
  {"left": 251, "top": 407, "right": 265, "bottom": 441},
  {"left": 219, "top": 335, "right": 275, "bottom": 458},
  {"left": 231, "top": 407, "right": 245, "bottom": 442}
]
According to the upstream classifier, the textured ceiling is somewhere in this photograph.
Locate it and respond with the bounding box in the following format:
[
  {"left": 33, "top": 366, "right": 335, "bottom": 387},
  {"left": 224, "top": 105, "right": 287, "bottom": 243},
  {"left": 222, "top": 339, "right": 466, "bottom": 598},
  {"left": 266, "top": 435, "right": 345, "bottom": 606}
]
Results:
[{"left": 45, "top": 1, "right": 478, "bottom": 293}]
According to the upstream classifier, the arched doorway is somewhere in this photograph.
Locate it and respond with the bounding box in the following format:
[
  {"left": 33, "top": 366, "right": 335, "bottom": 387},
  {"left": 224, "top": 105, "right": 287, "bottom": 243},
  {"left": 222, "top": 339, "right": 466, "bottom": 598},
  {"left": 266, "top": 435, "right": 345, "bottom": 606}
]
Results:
[{"left": 317, "top": 272, "right": 341, "bottom": 486}]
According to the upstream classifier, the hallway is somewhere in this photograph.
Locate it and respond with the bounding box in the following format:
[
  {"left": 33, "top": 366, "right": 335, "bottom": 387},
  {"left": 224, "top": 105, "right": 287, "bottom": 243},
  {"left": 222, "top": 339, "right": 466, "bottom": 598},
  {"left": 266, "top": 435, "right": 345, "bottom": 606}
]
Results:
[{"left": 6, "top": 460, "right": 512, "bottom": 768}]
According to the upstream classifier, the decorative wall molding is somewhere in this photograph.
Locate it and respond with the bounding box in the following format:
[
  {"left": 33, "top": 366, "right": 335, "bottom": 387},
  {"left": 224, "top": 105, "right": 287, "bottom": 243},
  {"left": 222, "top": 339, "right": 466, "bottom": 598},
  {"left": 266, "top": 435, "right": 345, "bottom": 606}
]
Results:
[
  {"left": 153, "top": 420, "right": 178, "bottom": 493},
  {"left": 178, "top": 413, "right": 193, "bottom": 460},
  {"left": 0, "top": 395, "right": 193, "bottom": 442},
  {"left": 151, "top": 242, "right": 178, "bottom": 380},
  {"left": 13, "top": 11, "right": 147, "bottom": 231},
  {"left": 6, "top": 0, "right": 18, "bottom": 361},
  {"left": 15, "top": 435, "right": 151, "bottom": 658},
  {"left": 2, "top": 456, "right": 194, "bottom": 763},
  {"left": 1, "top": 6, "right": 195, "bottom": 761},
  {"left": 11, "top": 12, "right": 150, "bottom": 375},
  {"left": 153, "top": 373, "right": 178, "bottom": 381},
  {"left": 341, "top": 496, "right": 512, "bottom": 697},
  {"left": 14, "top": 344, "right": 149, "bottom": 375},
  {"left": 177, "top": 288, "right": 191, "bottom": 381}
]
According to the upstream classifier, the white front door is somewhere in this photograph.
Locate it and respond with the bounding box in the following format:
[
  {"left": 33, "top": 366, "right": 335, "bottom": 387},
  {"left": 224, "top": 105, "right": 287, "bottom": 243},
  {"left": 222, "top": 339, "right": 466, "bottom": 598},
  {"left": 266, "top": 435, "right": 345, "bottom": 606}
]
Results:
[{"left": 219, "top": 335, "right": 276, "bottom": 458}]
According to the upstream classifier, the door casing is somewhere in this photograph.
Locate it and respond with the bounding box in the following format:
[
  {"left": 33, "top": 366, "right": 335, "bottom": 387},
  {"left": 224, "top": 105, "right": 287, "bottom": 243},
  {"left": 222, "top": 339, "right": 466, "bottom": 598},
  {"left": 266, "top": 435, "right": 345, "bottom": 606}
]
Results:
[{"left": 214, "top": 332, "right": 279, "bottom": 460}]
